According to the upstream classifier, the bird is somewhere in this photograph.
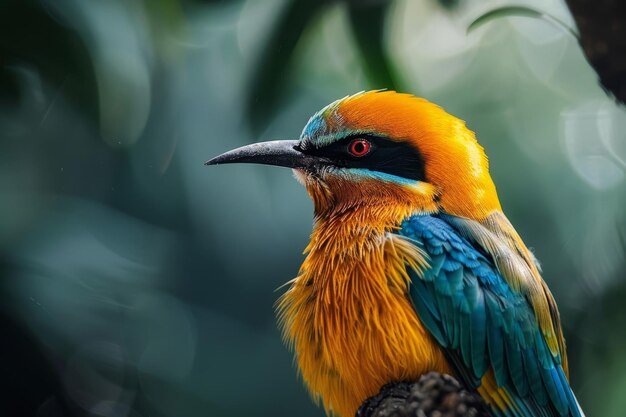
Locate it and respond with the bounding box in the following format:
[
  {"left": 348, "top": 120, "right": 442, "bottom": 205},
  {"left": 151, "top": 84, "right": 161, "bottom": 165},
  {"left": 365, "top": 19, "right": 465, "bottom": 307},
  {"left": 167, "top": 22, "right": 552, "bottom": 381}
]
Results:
[{"left": 205, "top": 91, "right": 585, "bottom": 417}]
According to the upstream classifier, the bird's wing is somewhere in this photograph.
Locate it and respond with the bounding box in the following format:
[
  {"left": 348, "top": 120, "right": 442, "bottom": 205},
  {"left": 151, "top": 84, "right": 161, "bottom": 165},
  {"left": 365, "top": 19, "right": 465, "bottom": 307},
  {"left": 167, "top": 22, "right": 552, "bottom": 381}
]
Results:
[
  {"left": 397, "top": 214, "right": 582, "bottom": 417},
  {"left": 445, "top": 211, "right": 569, "bottom": 376}
]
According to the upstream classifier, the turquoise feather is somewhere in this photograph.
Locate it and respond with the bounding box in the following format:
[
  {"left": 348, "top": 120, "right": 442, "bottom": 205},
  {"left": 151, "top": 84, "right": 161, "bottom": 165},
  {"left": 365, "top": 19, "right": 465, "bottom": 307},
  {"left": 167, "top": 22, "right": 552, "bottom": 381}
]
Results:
[{"left": 399, "top": 214, "right": 582, "bottom": 417}]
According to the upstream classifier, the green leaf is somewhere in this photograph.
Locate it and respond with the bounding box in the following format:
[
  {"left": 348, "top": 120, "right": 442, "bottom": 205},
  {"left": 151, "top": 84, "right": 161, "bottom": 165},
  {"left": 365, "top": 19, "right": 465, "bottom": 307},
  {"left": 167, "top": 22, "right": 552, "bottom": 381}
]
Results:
[
  {"left": 0, "top": 0, "right": 99, "bottom": 119},
  {"left": 244, "top": 0, "right": 330, "bottom": 133},
  {"left": 467, "top": 5, "right": 578, "bottom": 39},
  {"left": 435, "top": 0, "right": 460, "bottom": 10},
  {"left": 347, "top": 1, "right": 399, "bottom": 91}
]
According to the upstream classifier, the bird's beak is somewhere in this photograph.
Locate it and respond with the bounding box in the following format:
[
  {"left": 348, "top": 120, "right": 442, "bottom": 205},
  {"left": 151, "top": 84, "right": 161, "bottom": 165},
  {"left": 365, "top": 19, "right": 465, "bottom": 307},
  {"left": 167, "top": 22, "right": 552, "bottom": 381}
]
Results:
[{"left": 205, "top": 140, "right": 323, "bottom": 169}]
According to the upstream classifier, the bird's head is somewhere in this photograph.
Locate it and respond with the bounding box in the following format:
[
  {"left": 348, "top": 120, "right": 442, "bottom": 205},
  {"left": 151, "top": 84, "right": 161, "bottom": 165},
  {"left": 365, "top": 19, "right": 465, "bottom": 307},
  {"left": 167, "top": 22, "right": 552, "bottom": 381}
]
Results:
[{"left": 207, "top": 91, "right": 502, "bottom": 221}]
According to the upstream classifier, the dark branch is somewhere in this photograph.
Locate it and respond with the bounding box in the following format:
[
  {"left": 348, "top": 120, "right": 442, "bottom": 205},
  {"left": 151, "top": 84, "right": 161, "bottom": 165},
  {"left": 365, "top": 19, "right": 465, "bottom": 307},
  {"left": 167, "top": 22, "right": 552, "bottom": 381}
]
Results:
[
  {"left": 356, "top": 372, "right": 490, "bottom": 417},
  {"left": 565, "top": 0, "right": 626, "bottom": 103}
]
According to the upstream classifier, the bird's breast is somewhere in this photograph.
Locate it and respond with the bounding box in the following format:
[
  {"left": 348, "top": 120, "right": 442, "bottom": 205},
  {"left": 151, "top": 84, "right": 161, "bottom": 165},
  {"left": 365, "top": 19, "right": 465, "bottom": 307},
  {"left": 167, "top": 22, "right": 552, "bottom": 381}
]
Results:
[{"left": 277, "top": 232, "right": 452, "bottom": 417}]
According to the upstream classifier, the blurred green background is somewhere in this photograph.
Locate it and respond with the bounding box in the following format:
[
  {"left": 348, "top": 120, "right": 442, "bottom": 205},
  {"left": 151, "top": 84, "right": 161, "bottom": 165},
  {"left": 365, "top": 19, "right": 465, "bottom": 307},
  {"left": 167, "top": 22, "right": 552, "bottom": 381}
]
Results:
[{"left": 1, "top": 0, "right": 625, "bottom": 416}]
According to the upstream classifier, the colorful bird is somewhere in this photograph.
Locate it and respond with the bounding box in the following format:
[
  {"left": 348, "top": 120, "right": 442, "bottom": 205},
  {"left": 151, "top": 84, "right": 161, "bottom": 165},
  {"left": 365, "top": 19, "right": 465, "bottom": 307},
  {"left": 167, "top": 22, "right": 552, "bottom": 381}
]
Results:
[{"left": 206, "top": 91, "right": 584, "bottom": 417}]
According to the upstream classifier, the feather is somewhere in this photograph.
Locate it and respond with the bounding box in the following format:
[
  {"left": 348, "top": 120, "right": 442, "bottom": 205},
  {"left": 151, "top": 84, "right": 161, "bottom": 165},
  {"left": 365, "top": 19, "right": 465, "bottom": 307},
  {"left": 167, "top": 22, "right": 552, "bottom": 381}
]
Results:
[{"left": 400, "top": 214, "right": 580, "bottom": 417}]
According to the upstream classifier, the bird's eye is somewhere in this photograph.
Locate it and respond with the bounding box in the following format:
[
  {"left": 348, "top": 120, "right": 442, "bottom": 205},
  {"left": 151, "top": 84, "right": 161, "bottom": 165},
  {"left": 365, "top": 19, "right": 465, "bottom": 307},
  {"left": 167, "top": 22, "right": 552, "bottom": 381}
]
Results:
[{"left": 348, "top": 139, "right": 371, "bottom": 157}]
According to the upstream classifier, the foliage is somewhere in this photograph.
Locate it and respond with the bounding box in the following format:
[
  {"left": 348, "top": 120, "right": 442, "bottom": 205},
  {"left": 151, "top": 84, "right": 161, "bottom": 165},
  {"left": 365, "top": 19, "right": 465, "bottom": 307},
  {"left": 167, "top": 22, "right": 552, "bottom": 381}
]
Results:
[{"left": 1, "top": 1, "right": 625, "bottom": 417}]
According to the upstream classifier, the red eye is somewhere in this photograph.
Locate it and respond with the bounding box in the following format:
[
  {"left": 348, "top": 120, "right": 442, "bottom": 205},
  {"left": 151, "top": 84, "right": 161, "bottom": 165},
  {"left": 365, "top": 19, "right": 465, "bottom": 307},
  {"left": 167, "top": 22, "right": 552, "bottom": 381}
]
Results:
[{"left": 348, "top": 139, "right": 371, "bottom": 157}]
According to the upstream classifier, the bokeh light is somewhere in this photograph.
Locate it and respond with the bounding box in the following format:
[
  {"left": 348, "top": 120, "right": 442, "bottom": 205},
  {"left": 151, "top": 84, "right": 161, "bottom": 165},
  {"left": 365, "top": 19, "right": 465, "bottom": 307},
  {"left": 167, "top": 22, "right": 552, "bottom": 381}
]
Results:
[{"left": 1, "top": 1, "right": 624, "bottom": 416}]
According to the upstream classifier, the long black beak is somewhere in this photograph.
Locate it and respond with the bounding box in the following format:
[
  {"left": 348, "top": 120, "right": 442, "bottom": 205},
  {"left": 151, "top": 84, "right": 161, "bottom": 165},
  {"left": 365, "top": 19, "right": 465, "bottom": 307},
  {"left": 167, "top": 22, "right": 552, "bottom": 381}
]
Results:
[{"left": 205, "top": 140, "right": 323, "bottom": 169}]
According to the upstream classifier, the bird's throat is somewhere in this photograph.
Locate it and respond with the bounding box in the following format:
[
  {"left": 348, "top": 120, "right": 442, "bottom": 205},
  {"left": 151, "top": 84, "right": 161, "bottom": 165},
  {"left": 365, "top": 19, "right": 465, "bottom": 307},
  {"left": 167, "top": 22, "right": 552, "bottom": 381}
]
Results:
[{"left": 304, "top": 173, "right": 437, "bottom": 215}]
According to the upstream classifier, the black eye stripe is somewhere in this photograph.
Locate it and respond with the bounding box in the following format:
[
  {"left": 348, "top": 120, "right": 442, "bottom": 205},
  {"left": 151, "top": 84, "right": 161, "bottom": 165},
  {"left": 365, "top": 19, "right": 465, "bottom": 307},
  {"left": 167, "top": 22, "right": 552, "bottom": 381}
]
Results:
[{"left": 301, "top": 134, "right": 426, "bottom": 181}]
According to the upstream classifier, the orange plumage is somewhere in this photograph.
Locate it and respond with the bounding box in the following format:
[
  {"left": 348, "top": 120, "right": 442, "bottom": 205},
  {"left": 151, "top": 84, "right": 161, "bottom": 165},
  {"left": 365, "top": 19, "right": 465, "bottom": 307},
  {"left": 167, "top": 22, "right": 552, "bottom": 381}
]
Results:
[{"left": 277, "top": 177, "right": 450, "bottom": 417}]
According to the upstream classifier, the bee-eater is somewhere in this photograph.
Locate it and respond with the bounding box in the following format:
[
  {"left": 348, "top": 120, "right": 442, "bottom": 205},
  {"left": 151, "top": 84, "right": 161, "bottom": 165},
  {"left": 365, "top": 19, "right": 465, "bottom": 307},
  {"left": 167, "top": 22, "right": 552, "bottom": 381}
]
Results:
[{"left": 206, "top": 91, "right": 585, "bottom": 417}]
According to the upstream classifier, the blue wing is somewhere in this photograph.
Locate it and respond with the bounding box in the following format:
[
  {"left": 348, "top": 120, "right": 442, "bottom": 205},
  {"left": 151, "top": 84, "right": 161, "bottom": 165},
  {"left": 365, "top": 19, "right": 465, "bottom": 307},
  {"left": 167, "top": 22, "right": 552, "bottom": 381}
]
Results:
[{"left": 398, "top": 214, "right": 582, "bottom": 417}]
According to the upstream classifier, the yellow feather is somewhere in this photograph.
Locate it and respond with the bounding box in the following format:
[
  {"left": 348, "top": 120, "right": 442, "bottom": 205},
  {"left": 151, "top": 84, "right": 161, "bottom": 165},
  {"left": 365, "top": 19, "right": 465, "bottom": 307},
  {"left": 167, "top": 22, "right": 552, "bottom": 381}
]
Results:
[{"left": 277, "top": 176, "right": 449, "bottom": 417}]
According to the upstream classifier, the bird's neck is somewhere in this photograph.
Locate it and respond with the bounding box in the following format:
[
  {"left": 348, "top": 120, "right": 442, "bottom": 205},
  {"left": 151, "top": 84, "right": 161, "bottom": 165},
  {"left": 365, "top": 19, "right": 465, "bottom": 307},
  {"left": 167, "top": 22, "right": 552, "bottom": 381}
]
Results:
[
  {"left": 297, "top": 175, "right": 437, "bottom": 291},
  {"left": 301, "top": 203, "right": 422, "bottom": 292},
  {"left": 308, "top": 205, "right": 405, "bottom": 253}
]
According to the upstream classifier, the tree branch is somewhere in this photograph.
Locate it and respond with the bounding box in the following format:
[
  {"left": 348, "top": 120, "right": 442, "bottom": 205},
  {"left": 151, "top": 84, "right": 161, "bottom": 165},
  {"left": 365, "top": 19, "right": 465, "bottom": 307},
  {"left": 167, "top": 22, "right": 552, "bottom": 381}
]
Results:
[
  {"left": 356, "top": 372, "right": 489, "bottom": 417},
  {"left": 565, "top": 0, "right": 626, "bottom": 103}
]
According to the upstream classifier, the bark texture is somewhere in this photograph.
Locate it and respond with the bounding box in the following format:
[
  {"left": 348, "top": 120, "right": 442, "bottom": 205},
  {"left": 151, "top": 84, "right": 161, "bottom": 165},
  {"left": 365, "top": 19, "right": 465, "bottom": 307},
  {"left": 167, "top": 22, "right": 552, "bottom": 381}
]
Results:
[
  {"left": 356, "top": 372, "right": 490, "bottom": 417},
  {"left": 566, "top": 0, "right": 626, "bottom": 103}
]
